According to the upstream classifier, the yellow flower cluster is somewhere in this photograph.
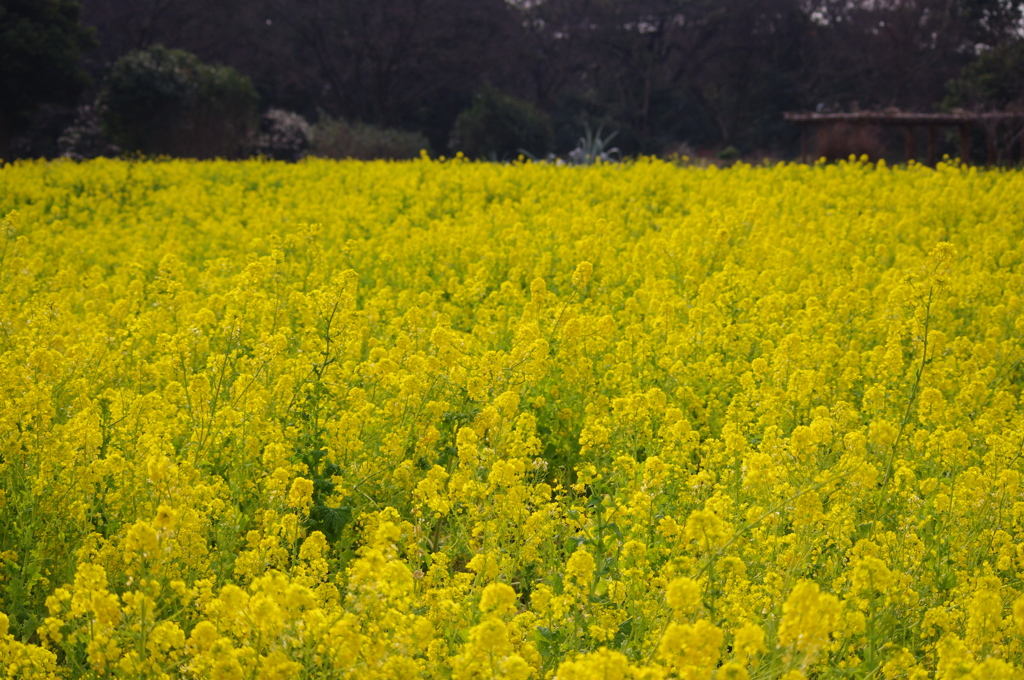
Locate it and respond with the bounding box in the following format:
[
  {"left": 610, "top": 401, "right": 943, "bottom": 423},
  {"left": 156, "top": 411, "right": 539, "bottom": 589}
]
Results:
[{"left": 1, "top": 155, "right": 1024, "bottom": 678}]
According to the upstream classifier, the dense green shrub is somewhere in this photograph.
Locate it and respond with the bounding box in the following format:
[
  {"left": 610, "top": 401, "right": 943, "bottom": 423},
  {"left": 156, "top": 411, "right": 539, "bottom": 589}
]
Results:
[
  {"left": 449, "top": 87, "right": 553, "bottom": 160},
  {"left": 101, "top": 45, "right": 258, "bottom": 158},
  {"left": 310, "top": 116, "right": 429, "bottom": 160}
]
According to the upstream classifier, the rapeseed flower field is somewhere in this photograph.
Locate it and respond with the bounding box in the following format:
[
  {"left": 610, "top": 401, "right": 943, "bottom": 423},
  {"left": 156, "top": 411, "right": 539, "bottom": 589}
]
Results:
[{"left": 1, "top": 156, "right": 1023, "bottom": 679}]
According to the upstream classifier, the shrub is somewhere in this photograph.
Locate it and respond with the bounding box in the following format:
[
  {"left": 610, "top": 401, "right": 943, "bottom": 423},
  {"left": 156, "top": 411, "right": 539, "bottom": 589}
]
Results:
[
  {"left": 310, "top": 116, "right": 428, "bottom": 160},
  {"left": 253, "top": 109, "right": 311, "bottom": 162},
  {"left": 449, "top": 87, "right": 553, "bottom": 160},
  {"left": 101, "top": 45, "right": 258, "bottom": 159},
  {"left": 716, "top": 145, "right": 741, "bottom": 162}
]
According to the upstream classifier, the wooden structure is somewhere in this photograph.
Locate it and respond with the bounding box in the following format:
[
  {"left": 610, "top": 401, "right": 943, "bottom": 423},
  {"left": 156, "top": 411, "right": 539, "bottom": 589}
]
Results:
[{"left": 784, "top": 111, "right": 1024, "bottom": 165}]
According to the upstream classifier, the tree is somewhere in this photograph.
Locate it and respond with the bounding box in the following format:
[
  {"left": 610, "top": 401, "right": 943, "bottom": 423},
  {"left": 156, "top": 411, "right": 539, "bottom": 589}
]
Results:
[
  {"left": 81, "top": 0, "right": 319, "bottom": 124},
  {"left": 946, "top": 39, "right": 1024, "bottom": 112},
  {"left": 265, "top": 0, "right": 518, "bottom": 151},
  {"left": 102, "top": 45, "right": 258, "bottom": 158},
  {"left": 798, "top": 0, "right": 1024, "bottom": 112},
  {"left": 944, "top": 38, "right": 1024, "bottom": 162},
  {"left": 69, "top": 0, "right": 1024, "bottom": 160},
  {"left": 0, "top": 0, "right": 95, "bottom": 159},
  {"left": 508, "top": 0, "right": 809, "bottom": 154}
]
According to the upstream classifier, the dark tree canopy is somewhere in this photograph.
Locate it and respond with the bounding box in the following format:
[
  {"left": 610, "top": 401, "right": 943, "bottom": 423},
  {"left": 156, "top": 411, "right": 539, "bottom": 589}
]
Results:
[
  {"left": 946, "top": 38, "right": 1024, "bottom": 112},
  {"left": 0, "top": 0, "right": 95, "bottom": 157},
  {"left": 102, "top": 45, "right": 259, "bottom": 158},
  {"left": 8, "top": 0, "right": 1024, "bottom": 160}
]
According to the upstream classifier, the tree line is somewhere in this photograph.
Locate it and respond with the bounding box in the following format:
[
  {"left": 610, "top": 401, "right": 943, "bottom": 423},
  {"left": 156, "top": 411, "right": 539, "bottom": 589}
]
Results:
[{"left": 4, "top": 0, "right": 1024, "bottom": 161}]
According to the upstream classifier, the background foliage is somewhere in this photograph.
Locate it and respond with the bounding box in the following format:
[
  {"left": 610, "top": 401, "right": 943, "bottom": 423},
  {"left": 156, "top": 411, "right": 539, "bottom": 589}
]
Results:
[
  {"left": 0, "top": 0, "right": 95, "bottom": 159},
  {"left": 5, "top": 0, "right": 1024, "bottom": 159},
  {"left": 101, "top": 45, "right": 258, "bottom": 158},
  {"left": 448, "top": 87, "right": 554, "bottom": 161}
]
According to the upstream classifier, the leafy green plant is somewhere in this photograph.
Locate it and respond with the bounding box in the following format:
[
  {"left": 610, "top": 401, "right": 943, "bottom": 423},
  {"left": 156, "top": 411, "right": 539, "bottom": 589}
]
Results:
[{"left": 567, "top": 122, "right": 620, "bottom": 165}]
